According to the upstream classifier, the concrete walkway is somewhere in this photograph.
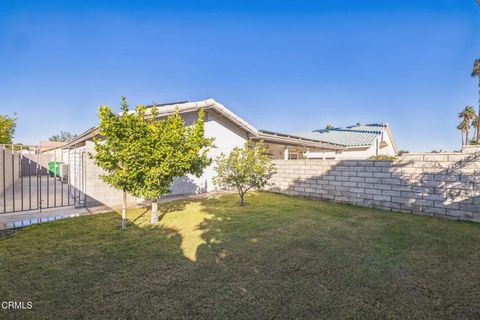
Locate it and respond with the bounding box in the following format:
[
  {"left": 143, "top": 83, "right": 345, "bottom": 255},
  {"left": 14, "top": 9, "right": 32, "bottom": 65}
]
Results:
[{"left": 0, "top": 206, "right": 92, "bottom": 230}]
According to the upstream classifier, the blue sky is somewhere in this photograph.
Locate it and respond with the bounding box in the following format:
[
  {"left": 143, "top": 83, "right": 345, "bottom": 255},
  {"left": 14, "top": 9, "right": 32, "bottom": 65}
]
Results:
[{"left": 1, "top": 0, "right": 479, "bottom": 151}]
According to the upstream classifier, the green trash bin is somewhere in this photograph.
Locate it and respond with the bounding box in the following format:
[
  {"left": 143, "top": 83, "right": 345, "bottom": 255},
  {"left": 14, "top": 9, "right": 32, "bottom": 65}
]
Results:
[{"left": 48, "top": 161, "right": 63, "bottom": 177}]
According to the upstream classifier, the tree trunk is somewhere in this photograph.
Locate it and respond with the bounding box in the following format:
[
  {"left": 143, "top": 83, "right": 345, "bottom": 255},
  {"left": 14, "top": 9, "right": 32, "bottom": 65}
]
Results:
[
  {"left": 478, "top": 78, "right": 480, "bottom": 143},
  {"left": 121, "top": 190, "right": 127, "bottom": 230},
  {"left": 240, "top": 193, "right": 245, "bottom": 206},
  {"left": 461, "top": 132, "right": 464, "bottom": 146},
  {"left": 466, "top": 130, "right": 469, "bottom": 146},
  {"left": 151, "top": 199, "right": 158, "bottom": 224}
]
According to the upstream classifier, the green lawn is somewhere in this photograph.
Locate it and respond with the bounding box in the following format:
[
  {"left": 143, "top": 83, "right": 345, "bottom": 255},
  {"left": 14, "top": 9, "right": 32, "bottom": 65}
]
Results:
[{"left": 1, "top": 192, "right": 479, "bottom": 319}]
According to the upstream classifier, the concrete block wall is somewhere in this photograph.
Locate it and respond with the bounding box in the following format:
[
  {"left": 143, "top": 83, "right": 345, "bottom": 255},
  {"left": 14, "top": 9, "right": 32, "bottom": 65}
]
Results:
[
  {"left": 0, "top": 149, "right": 20, "bottom": 194},
  {"left": 267, "top": 151, "right": 480, "bottom": 222}
]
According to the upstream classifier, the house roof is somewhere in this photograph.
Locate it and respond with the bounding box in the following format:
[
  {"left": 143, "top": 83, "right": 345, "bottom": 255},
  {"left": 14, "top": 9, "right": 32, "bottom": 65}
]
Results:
[
  {"left": 256, "top": 130, "right": 344, "bottom": 150},
  {"left": 141, "top": 98, "right": 259, "bottom": 136},
  {"left": 65, "top": 98, "right": 345, "bottom": 151},
  {"left": 294, "top": 123, "right": 389, "bottom": 148}
]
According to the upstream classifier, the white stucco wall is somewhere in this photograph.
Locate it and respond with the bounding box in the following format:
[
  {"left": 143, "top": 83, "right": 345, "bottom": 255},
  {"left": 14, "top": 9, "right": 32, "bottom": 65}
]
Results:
[
  {"left": 82, "top": 110, "right": 248, "bottom": 208},
  {"left": 378, "top": 130, "right": 396, "bottom": 156},
  {"left": 170, "top": 110, "right": 248, "bottom": 195},
  {"left": 84, "top": 141, "right": 142, "bottom": 208}
]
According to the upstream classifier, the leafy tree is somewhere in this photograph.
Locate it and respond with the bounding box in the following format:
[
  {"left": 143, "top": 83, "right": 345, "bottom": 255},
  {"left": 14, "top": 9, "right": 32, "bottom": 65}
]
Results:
[
  {"left": 132, "top": 104, "right": 214, "bottom": 223},
  {"left": 91, "top": 97, "right": 142, "bottom": 229},
  {"left": 325, "top": 124, "right": 334, "bottom": 130},
  {"left": 49, "top": 131, "right": 78, "bottom": 142},
  {"left": 472, "top": 59, "right": 480, "bottom": 143},
  {"left": 92, "top": 97, "right": 214, "bottom": 228},
  {"left": 0, "top": 114, "right": 16, "bottom": 144},
  {"left": 458, "top": 106, "right": 476, "bottom": 145},
  {"left": 213, "top": 141, "right": 276, "bottom": 206}
]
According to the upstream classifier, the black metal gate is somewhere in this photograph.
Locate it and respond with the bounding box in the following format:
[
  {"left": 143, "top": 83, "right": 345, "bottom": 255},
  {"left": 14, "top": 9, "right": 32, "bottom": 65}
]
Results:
[{"left": 0, "top": 144, "right": 86, "bottom": 214}]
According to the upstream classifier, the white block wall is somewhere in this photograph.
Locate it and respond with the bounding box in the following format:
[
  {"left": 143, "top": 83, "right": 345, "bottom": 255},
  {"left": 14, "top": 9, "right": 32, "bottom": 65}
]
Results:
[{"left": 267, "top": 151, "right": 480, "bottom": 222}]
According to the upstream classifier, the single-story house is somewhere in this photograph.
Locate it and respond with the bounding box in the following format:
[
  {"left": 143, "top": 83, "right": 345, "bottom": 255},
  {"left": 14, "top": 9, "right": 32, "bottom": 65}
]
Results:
[
  {"left": 295, "top": 123, "right": 398, "bottom": 159},
  {"left": 63, "top": 98, "right": 345, "bottom": 208}
]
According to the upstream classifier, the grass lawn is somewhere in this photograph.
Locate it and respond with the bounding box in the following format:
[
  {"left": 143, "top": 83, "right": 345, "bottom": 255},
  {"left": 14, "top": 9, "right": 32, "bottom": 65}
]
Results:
[{"left": 1, "top": 192, "right": 480, "bottom": 319}]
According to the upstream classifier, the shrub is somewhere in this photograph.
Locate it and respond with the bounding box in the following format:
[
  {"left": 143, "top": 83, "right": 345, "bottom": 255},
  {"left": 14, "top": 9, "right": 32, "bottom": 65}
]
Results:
[{"left": 368, "top": 155, "right": 397, "bottom": 161}]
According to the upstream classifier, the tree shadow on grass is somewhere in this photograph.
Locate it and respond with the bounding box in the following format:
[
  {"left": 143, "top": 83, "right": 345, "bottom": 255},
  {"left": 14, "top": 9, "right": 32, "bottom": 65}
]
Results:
[
  {"left": 4, "top": 191, "right": 480, "bottom": 319},
  {"left": 131, "top": 208, "right": 150, "bottom": 224},
  {"left": 130, "top": 199, "right": 192, "bottom": 225},
  {"left": 125, "top": 192, "right": 261, "bottom": 263},
  {"left": 122, "top": 196, "right": 222, "bottom": 262},
  {"left": 0, "top": 193, "right": 275, "bottom": 319}
]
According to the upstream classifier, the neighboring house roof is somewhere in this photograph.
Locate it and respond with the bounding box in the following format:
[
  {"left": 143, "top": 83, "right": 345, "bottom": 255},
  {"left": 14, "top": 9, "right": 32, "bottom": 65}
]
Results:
[
  {"left": 39, "top": 141, "right": 66, "bottom": 152},
  {"left": 295, "top": 123, "right": 397, "bottom": 151},
  {"left": 64, "top": 98, "right": 345, "bottom": 151}
]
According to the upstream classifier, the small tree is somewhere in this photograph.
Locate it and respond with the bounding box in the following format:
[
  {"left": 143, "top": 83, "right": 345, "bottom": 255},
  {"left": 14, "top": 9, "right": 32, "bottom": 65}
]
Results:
[
  {"left": 0, "top": 114, "right": 16, "bottom": 144},
  {"left": 133, "top": 105, "right": 214, "bottom": 224},
  {"left": 49, "top": 131, "right": 78, "bottom": 142},
  {"left": 213, "top": 141, "right": 276, "bottom": 206},
  {"left": 92, "top": 97, "right": 146, "bottom": 229},
  {"left": 92, "top": 97, "right": 214, "bottom": 229}
]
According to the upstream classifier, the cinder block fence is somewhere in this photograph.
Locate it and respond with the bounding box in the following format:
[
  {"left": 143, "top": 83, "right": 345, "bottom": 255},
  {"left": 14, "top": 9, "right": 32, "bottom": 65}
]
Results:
[{"left": 267, "top": 151, "right": 480, "bottom": 222}]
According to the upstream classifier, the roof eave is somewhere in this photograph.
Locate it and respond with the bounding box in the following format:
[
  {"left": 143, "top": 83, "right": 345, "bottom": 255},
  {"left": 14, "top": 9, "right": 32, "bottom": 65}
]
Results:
[
  {"left": 256, "top": 130, "right": 345, "bottom": 150},
  {"left": 210, "top": 100, "right": 258, "bottom": 136},
  {"left": 385, "top": 124, "right": 399, "bottom": 154},
  {"left": 63, "top": 98, "right": 260, "bottom": 147},
  {"left": 63, "top": 127, "right": 98, "bottom": 148}
]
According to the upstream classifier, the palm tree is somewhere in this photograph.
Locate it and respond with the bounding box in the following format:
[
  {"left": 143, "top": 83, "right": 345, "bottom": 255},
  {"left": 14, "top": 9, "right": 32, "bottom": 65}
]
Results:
[
  {"left": 463, "top": 106, "right": 476, "bottom": 143},
  {"left": 458, "top": 106, "right": 475, "bottom": 145},
  {"left": 472, "top": 115, "right": 480, "bottom": 145},
  {"left": 472, "top": 59, "right": 480, "bottom": 143},
  {"left": 458, "top": 120, "right": 468, "bottom": 147}
]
